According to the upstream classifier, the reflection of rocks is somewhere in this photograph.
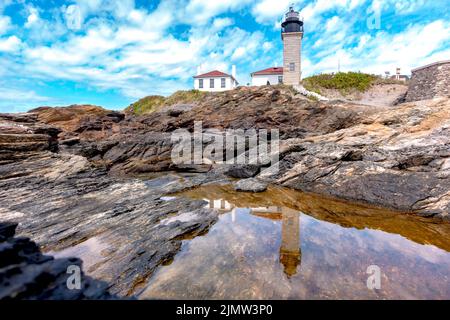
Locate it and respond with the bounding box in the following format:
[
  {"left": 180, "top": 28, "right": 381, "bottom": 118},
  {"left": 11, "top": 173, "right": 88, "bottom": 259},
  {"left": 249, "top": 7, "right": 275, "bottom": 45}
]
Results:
[{"left": 0, "top": 222, "right": 114, "bottom": 300}]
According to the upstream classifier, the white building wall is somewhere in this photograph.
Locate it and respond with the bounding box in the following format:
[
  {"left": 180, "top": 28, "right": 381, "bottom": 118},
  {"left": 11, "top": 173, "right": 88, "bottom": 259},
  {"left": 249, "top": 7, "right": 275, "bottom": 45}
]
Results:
[
  {"left": 251, "top": 74, "right": 283, "bottom": 86},
  {"left": 194, "top": 77, "right": 237, "bottom": 92}
]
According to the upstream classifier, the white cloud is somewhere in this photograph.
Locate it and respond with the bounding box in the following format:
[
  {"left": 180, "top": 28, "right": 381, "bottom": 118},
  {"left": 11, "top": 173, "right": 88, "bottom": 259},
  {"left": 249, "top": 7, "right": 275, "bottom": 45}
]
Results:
[
  {"left": 262, "top": 41, "right": 273, "bottom": 51},
  {"left": 325, "top": 16, "right": 341, "bottom": 32},
  {"left": 185, "top": 0, "right": 252, "bottom": 25},
  {"left": 15, "top": 0, "right": 268, "bottom": 99},
  {"left": 0, "top": 87, "right": 49, "bottom": 102},
  {"left": 25, "top": 7, "right": 40, "bottom": 28},
  {"left": 0, "top": 35, "right": 22, "bottom": 53},
  {"left": 299, "top": 0, "right": 367, "bottom": 30},
  {"left": 394, "top": 0, "right": 426, "bottom": 14},
  {"left": 0, "top": 0, "right": 448, "bottom": 105},
  {"left": 252, "top": 0, "right": 297, "bottom": 23},
  {"left": 0, "top": 86, "right": 52, "bottom": 113},
  {"left": 0, "top": 15, "right": 11, "bottom": 35},
  {"left": 305, "top": 19, "right": 450, "bottom": 76},
  {"left": 212, "top": 17, "right": 234, "bottom": 29}
]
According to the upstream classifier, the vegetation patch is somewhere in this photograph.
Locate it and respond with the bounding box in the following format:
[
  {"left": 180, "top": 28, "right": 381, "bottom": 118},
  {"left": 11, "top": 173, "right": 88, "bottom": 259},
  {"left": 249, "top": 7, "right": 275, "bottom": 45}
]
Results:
[
  {"left": 303, "top": 72, "right": 379, "bottom": 95},
  {"left": 126, "top": 90, "right": 207, "bottom": 115}
]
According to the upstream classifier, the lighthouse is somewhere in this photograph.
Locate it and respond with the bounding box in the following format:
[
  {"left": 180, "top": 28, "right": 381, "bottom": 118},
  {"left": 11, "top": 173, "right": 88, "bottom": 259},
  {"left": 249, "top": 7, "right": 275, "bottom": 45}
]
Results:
[{"left": 281, "top": 6, "right": 304, "bottom": 85}]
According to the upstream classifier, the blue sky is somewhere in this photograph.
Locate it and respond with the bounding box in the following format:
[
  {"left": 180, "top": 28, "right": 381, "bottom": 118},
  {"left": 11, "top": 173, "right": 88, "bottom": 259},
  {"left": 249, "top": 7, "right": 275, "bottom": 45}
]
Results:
[{"left": 0, "top": 0, "right": 449, "bottom": 112}]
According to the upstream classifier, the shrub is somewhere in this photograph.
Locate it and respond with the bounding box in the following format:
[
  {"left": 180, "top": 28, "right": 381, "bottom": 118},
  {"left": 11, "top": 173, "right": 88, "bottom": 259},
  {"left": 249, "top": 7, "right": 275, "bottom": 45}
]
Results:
[
  {"left": 303, "top": 72, "right": 378, "bottom": 95},
  {"left": 126, "top": 90, "right": 207, "bottom": 115},
  {"left": 127, "top": 95, "right": 166, "bottom": 115}
]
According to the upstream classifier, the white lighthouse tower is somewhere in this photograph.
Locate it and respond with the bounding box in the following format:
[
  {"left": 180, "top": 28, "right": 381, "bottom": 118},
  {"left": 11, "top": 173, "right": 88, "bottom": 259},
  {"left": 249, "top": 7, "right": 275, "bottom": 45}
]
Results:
[{"left": 281, "top": 6, "right": 304, "bottom": 85}]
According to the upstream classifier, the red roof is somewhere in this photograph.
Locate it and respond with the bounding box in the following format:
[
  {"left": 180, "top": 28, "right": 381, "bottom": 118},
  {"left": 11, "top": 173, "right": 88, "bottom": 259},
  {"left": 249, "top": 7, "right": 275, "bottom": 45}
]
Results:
[
  {"left": 194, "top": 70, "right": 232, "bottom": 79},
  {"left": 251, "top": 67, "right": 283, "bottom": 76}
]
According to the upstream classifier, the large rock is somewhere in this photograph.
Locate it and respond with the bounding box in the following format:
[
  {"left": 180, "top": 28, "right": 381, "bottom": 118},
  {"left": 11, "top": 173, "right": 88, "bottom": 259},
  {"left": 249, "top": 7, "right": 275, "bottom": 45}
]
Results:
[
  {"left": 0, "top": 222, "right": 114, "bottom": 300},
  {"left": 0, "top": 113, "right": 61, "bottom": 163},
  {"left": 224, "top": 164, "right": 261, "bottom": 178},
  {"left": 0, "top": 149, "right": 222, "bottom": 296},
  {"left": 263, "top": 97, "right": 450, "bottom": 220},
  {"left": 29, "top": 105, "right": 125, "bottom": 142},
  {"left": 234, "top": 178, "right": 268, "bottom": 193}
]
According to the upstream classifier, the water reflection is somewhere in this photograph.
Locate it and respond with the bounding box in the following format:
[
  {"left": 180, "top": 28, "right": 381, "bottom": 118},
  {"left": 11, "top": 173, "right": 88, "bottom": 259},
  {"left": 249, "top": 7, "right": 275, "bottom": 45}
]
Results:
[
  {"left": 207, "top": 199, "right": 301, "bottom": 277},
  {"left": 139, "top": 185, "right": 450, "bottom": 300},
  {"left": 279, "top": 208, "right": 301, "bottom": 278}
]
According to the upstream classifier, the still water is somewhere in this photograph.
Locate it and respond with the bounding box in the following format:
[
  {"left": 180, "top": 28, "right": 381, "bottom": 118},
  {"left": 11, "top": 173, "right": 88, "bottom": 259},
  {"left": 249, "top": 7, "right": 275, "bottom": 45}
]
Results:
[{"left": 139, "top": 185, "right": 450, "bottom": 300}]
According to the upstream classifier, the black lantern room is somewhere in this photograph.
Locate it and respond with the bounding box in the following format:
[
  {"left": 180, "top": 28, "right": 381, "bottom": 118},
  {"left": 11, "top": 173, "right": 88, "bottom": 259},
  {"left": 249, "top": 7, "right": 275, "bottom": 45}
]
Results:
[{"left": 281, "top": 6, "right": 304, "bottom": 34}]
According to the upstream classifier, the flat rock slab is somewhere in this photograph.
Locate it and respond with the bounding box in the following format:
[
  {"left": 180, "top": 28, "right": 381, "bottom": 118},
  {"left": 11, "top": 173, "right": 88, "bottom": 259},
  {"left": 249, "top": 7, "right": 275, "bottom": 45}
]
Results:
[
  {"left": 0, "top": 151, "right": 222, "bottom": 297},
  {"left": 234, "top": 178, "right": 268, "bottom": 193}
]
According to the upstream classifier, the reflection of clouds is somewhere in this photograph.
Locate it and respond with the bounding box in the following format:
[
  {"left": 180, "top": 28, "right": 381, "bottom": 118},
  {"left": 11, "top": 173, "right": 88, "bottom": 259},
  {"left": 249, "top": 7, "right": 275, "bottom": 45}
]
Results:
[
  {"left": 302, "top": 213, "right": 450, "bottom": 265},
  {"left": 360, "top": 229, "right": 450, "bottom": 265},
  {"left": 49, "top": 236, "right": 109, "bottom": 272}
]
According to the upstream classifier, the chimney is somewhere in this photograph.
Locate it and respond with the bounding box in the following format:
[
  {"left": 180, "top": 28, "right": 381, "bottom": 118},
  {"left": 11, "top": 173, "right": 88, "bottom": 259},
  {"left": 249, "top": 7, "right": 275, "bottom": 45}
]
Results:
[
  {"left": 231, "top": 65, "right": 236, "bottom": 79},
  {"left": 197, "top": 66, "right": 201, "bottom": 76}
]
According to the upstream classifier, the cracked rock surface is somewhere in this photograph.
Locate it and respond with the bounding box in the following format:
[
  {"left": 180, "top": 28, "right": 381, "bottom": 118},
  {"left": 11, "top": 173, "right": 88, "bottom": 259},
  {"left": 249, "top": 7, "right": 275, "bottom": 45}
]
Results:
[{"left": 1, "top": 87, "right": 449, "bottom": 298}]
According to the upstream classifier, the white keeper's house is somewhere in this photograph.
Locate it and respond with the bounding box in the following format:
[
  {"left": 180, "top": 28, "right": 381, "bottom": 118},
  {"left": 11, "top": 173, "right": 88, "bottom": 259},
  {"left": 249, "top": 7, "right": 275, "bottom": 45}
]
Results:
[
  {"left": 193, "top": 66, "right": 239, "bottom": 92},
  {"left": 251, "top": 67, "right": 284, "bottom": 86}
]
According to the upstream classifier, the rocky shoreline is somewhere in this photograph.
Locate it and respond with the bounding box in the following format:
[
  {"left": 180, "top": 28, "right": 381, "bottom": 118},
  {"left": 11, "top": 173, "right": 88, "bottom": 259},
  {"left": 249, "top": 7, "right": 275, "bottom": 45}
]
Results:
[{"left": 1, "top": 85, "right": 449, "bottom": 298}]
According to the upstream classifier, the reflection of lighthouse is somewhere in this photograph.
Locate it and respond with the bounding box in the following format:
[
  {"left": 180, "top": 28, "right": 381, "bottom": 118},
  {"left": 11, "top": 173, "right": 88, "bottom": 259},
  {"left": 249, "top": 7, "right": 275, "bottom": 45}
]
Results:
[
  {"left": 204, "top": 198, "right": 301, "bottom": 276},
  {"left": 279, "top": 208, "right": 301, "bottom": 277}
]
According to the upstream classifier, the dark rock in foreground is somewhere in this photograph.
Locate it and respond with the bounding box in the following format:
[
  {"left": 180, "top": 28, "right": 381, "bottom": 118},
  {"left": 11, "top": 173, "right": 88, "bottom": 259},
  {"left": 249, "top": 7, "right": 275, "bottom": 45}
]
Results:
[{"left": 0, "top": 222, "right": 114, "bottom": 300}]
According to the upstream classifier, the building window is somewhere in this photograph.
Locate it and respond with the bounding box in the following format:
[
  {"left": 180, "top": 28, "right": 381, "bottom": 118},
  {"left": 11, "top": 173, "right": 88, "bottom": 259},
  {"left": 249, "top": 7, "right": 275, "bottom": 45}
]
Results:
[
  {"left": 199, "top": 79, "right": 203, "bottom": 89},
  {"left": 210, "top": 78, "right": 214, "bottom": 88},
  {"left": 221, "top": 78, "right": 226, "bottom": 88},
  {"left": 278, "top": 76, "right": 283, "bottom": 84},
  {"left": 289, "top": 63, "right": 295, "bottom": 71}
]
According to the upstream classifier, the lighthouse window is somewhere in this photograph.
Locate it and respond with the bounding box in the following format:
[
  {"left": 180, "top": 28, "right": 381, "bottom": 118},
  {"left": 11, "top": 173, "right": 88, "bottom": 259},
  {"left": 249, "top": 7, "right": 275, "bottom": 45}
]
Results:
[
  {"left": 210, "top": 79, "right": 214, "bottom": 88},
  {"left": 289, "top": 63, "right": 295, "bottom": 71},
  {"left": 278, "top": 76, "right": 283, "bottom": 84},
  {"left": 199, "top": 79, "right": 203, "bottom": 88},
  {"left": 221, "top": 78, "right": 226, "bottom": 88}
]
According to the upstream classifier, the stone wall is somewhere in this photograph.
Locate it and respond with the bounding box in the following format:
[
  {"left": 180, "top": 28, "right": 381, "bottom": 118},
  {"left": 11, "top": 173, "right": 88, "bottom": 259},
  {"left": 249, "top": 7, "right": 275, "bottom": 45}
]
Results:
[{"left": 405, "top": 60, "right": 450, "bottom": 102}]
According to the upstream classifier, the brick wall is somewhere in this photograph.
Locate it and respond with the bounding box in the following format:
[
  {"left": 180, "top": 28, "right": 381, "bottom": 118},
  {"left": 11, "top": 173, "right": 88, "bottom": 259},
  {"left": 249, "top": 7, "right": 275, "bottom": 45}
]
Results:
[
  {"left": 405, "top": 61, "right": 450, "bottom": 102},
  {"left": 282, "top": 32, "right": 303, "bottom": 85}
]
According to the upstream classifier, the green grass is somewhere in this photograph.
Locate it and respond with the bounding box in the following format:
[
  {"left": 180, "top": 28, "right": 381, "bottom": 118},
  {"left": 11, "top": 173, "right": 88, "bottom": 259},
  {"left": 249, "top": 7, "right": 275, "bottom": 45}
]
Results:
[
  {"left": 126, "top": 90, "right": 207, "bottom": 115},
  {"left": 303, "top": 72, "right": 378, "bottom": 95}
]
